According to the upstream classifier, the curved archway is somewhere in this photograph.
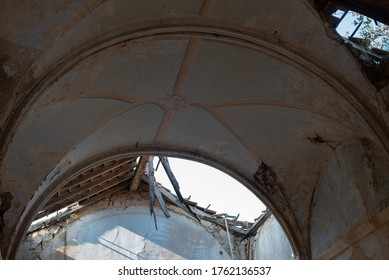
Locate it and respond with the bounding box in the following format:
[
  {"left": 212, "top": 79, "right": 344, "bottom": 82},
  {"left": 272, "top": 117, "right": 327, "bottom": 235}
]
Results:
[
  {"left": 10, "top": 150, "right": 300, "bottom": 259},
  {"left": 15, "top": 153, "right": 297, "bottom": 260},
  {"left": 2, "top": 0, "right": 388, "bottom": 260}
]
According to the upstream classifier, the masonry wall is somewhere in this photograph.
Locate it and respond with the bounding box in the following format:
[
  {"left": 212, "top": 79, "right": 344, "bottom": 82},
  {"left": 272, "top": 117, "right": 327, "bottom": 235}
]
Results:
[{"left": 16, "top": 191, "right": 245, "bottom": 260}]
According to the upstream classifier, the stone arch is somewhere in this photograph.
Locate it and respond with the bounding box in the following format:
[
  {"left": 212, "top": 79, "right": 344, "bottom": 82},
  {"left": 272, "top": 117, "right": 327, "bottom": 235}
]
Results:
[{"left": 1, "top": 0, "right": 388, "bottom": 260}]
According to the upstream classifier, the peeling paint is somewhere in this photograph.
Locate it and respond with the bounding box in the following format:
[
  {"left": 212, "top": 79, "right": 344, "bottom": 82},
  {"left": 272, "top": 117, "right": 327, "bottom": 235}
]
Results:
[
  {"left": 253, "top": 162, "right": 278, "bottom": 193},
  {"left": 2, "top": 61, "right": 17, "bottom": 79}
]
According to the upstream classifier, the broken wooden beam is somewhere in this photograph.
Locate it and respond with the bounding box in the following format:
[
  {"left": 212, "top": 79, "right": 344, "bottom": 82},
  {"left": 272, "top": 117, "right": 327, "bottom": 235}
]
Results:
[
  {"left": 147, "top": 156, "right": 158, "bottom": 230},
  {"left": 129, "top": 156, "right": 150, "bottom": 192},
  {"left": 240, "top": 210, "right": 271, "bottom": 242},
  {"left": 159, "top": 156, "right": 201, "bottom": 222},
  {"left": 154, "top": 185, "right": 171, "bottom": 218}
]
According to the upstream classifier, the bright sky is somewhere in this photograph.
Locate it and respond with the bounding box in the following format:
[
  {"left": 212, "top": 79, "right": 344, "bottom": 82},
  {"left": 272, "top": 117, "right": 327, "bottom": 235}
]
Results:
[
  {"left": 153, "top": 157, "right": 266, "bottom": 223},
  {"left": 334, "top": 11, "right": 360, "bottom": 37},
  {"left": 333, "top": 9, "right": 387, "bottom": 45}
]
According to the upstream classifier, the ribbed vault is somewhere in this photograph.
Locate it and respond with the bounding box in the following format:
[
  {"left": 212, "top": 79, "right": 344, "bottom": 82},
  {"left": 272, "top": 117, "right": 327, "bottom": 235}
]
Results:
[{"left": 1, "top": 0, "right": 388, "bottom": 259}]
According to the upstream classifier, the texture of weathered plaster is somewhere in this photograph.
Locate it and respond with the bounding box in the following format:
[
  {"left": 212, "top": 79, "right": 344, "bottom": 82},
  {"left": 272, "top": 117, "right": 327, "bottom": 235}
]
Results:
[
  {"left": 251, "top": 215, "right": 295, "bottom": 260},
  {"left": 16, "top": 191, "right": 244, "bottom": 260},
  {"left": 1, "top": 0, "right": 388, "bottom": 259}
]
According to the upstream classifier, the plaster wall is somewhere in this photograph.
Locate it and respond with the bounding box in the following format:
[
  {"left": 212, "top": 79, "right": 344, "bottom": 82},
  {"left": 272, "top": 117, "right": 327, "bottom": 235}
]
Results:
[
  {"left": 16, "top": 192, "right": 238, "bottom": 260},
  {"left": 310, "top": 140, "right": 389, "bottom": 259},
  {"left": 332, "top": 222, "right": 389, "bottom": 259},
  {"left": 252, "top": 215, "right": 294, "bottom": 260},
  {"left": 1, "top": 0, "right": 388, "bottom": 259}
]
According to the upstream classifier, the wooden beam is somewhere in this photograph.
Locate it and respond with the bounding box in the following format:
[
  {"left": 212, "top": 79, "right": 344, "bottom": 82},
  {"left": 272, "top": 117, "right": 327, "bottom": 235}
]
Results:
[
  {"left": 129, "top": 156, "right": 149, "bottom": 192},
  {"left": 159, "top": 157, "right": 200, "bottom": 222},
  {"left": 155, "top": 185, "right": 171, "bottom": 218},
  {"left": 146, "top": 156, "right": 158, "bottom": 229},
  {"left": 79, "top": 182, "right": 128, "bottom": 207},
  {"left": 141, "top": 176, "right": 195, "bottom": 220},
  {"left": 329, "top": 0, "right": 389, "bottom": 26},
  {"left": 33, "top": 182, "right": 129, "bottom": 228},
  {"left": 61, "top": 158, "right": 135, "bottom": 192},
  {"left": 147, "top": 157, "right": 156, "bottom": 213},
  {"left": 45, "top": 162, "right": 136, "bottom": 208},
  {"left": 44, "top": 170, "right": 134, "bottom": 210},
  {"left": 202, "top": 216, "right": 247, "bottom": 235},
  {"left": 240, "top": 210, "right": 271, "bottom": 242}
]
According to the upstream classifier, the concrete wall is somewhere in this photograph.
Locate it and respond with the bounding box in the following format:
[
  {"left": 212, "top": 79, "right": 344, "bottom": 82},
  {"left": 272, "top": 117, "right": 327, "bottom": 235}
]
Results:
[
  {"left": 16, "top": 192, "right": 239, "bottom": 260},
  {"left": 251, "top": 215, "right": 294, "bottom": 260}
]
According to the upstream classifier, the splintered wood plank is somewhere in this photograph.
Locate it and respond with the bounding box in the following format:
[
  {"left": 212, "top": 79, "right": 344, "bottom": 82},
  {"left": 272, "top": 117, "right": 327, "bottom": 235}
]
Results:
[
  {"left": 155, "top": 186, "right": 171, "bottom": 218},
  {"left": 160, "top": 156, "right": 200, "bottom": 222},
  {"left": 129, "top": 156, "right": 150, "bottom": 192}
]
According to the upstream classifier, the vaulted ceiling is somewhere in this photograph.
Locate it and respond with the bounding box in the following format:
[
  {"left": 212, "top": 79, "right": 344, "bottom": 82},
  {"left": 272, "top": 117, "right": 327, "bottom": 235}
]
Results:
[{"left": 1, "top": 0, "right": 388, "bottom": 259}]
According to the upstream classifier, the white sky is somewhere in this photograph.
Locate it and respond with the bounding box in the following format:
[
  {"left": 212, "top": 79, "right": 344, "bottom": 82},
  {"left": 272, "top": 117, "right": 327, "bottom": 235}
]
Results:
[
  {"left": 153, "top": 157, "right": 266, "bottom": 223},
  {"left": 333, "top": 10, "right": 387, "bottom": 43},
  {"left": 335, "top": 11, "right": 360, "bottom": 37}
]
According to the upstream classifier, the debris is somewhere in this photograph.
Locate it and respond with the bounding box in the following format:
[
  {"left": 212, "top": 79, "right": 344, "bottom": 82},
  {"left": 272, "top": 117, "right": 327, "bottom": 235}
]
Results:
[
  {"left": 146, "top": 157, "right": 158, "bottom": 230},
  {"left": 240, "top": 210, "right": 271, "bottom": 242},
  {"left": 159, "top": 157, "right": 201, "bottom": 222},
  {"left": 155, "top": 183, "right": 171, "bottom": 218},
  {"left": 129, "top": 156, "right": 149, "bottom": 192}
]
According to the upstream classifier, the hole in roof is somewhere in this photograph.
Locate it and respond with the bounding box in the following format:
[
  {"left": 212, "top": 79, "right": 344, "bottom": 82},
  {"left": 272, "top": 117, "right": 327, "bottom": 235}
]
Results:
[
  {"left": 333, "top": 9, "right": 389, "bottom": 51},
  {"left": 29, "top": 156, "right": 266, "bottom": 232},
  {"left": 153, "top": 157, "right": 266, "bottom": 223},
  {"left": 21, "top": 156, "right": 293, "bottom": 260},
  {"left": 326, "top": 7, "right": 389, "bottom": 89}
]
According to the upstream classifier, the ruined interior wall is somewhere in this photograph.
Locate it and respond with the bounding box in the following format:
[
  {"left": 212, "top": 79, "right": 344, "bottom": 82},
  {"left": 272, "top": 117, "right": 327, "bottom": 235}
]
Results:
[
  {"left": 332, "top": 222, "right": 389, "bottom": 259},
  {"left": 310, "top": 139, "right": 389, "bottom": 259},
  {"left": 16, "top": 191, "right": 246, "bottom": 260},
  {"left": 251, "top": 215, "right": 294, "bottom": 260},
  {"left": 379, "top": 84, "right": 389, "bottom": 128},
  {"left": 2, "top": 0, "right": 388, "bottom": 260}
]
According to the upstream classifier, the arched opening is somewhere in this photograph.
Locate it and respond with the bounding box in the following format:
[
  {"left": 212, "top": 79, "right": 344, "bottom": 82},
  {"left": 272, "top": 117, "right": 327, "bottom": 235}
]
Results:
[
  {"left": 16, "top": 155, "right": 294, "bottom": 260},
  {"left": 2, "top": 0, "right": 388, "bottom": 261},
  {"left": 153, "top": 157, "right": 265, "bottom": 223}
]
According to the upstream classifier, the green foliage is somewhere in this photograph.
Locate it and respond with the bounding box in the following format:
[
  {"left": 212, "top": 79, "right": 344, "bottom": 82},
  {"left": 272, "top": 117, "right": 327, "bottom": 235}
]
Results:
[{"left": 351, "top": 12, "right": 389, "bottom": 50}]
